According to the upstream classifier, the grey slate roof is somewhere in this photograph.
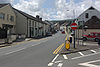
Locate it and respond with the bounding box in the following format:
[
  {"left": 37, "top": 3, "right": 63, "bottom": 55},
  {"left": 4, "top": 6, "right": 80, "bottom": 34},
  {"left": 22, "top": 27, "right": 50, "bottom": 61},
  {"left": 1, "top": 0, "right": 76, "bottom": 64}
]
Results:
[
  {"left": 13, "top": 8, "right": 36, "bottom": 20},
  {"left": 13, "top": 8, "right": 45, "bottom": 24},
  {"left": 0, "top": 3, "right": 9, "bottom": 8},
  {"left": 84, "top": 16, "right": 100, "bottom": 29}
]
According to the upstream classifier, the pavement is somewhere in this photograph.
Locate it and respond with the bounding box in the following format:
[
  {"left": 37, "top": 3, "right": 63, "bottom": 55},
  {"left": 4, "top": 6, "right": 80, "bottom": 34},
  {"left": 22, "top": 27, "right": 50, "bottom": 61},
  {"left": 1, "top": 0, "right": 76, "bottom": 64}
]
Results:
[
  {"left": 0, "top": 37, "right": 50, "bottom": 48},
  {"left": 60, "top": 39, "right": 100, "bottom": 54},
  {"left": 49, "top": 39, "right": 100, "bottom": 67},
  {"left": 62, "top": 48, "right": 100, "bottom": 67}
]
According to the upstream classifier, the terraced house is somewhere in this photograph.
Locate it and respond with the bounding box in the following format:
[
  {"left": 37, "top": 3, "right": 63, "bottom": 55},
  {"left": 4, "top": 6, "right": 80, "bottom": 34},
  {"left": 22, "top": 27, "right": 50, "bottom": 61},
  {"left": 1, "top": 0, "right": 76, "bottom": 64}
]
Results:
[
  {"left": 0, "top": 3, "right": 51, "bottom": 43},
  {"left": 13, "top": 8, "right": 47, "bottom": 38},
  {"left": 0, "top": 3, "right": 16, "bottom": 42}
]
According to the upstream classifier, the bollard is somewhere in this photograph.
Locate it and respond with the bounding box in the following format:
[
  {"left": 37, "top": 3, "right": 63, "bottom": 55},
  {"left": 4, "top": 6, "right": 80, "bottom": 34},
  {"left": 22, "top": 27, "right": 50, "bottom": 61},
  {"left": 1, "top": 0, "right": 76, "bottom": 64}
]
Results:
[{"left": 65, "top": 40, "right": 70, "bottom": 50}]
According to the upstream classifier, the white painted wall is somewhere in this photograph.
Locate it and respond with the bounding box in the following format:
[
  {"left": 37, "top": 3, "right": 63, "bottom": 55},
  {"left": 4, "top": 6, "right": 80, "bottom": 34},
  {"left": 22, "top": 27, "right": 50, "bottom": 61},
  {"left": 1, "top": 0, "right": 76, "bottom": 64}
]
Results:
[{"left": 77, "top": 7, "right": 100, "bottom": 25}]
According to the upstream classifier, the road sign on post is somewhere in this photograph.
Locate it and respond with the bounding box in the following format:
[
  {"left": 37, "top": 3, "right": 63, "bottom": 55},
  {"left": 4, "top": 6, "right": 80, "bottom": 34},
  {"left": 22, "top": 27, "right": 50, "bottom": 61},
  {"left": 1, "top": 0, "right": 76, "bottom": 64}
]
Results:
[
  {"left": 71, "top": 23, "right": 77, "bottom": 30},
  {"left": 71, "top": 23, "right": 77, "bottom": 48}
]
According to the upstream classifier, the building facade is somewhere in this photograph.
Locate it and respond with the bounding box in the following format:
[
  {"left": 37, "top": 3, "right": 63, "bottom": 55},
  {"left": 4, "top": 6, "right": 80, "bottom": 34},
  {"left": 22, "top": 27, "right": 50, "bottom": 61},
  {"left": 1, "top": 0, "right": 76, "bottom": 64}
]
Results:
[
  {"left": 13, "top": 8, "right": 47, "bottom": 38},
  {"left": 0, "top": 3, "right": 16, "bottom": 41},
  {"left": 77, "top": 6, "right": 100, "bottom": 25}
]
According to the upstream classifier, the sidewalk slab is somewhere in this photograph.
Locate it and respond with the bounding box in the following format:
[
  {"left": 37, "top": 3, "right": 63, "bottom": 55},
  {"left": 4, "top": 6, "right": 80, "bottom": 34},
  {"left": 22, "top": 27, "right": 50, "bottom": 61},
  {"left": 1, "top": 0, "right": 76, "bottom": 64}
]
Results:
[{"left": 60, "top": 41, "right": 100, "bottom": 54}]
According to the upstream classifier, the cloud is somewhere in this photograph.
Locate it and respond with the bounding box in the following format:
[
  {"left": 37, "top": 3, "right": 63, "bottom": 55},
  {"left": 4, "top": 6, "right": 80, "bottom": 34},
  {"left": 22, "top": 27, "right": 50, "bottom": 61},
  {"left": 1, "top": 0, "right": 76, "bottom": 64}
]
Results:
[
  {"left": 13, "top": 0, "right": 45, "bottom": 19},
  {"left": 13, "top": 0, "right": 100, "bottom": 20},
  {"left": 0, "top": 0, "right": 14, "bottom": 4}
]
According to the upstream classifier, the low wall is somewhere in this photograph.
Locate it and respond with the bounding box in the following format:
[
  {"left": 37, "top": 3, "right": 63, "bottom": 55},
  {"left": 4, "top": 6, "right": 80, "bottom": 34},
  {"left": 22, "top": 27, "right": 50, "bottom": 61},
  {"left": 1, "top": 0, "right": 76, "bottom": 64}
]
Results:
[{"left": 0, "top": 35, "right": 17, "bottom": 43}]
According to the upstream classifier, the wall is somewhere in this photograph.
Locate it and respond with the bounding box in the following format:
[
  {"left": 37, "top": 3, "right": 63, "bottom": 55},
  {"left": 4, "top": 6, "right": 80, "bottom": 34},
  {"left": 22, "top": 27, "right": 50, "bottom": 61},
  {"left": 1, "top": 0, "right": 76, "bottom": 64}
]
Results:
[
  {"left": 77, "top": 8, "right": 100, "bottom": 24},
  {"left": 0, "top": 4, "right": 16, "bottom": 33},
  {"left": 14, "top": 10, "right": 27, "bottom": 36}
]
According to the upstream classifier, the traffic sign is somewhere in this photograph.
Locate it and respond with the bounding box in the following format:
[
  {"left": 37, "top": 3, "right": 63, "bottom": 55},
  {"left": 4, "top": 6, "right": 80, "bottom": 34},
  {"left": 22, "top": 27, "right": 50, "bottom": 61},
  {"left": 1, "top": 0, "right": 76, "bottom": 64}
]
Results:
[{"left": 71, "top": 23, "right": 77, "bottom": 30}]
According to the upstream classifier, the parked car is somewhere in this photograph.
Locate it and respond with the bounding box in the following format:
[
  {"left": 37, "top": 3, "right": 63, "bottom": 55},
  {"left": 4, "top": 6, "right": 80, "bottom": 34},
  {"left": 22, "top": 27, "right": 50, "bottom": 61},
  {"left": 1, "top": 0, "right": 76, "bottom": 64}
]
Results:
[
  {"left": 46, "top": 32, "right": 52, "bottom": 36},
  {"left": 82, "top": 32, "right": 100, "bottom": 41},
  {"left": 97, "top": 38, "right": 100, "bottom": 45},
  {"left": 61, "top": 31, "right": 65, "bottom": 34}
]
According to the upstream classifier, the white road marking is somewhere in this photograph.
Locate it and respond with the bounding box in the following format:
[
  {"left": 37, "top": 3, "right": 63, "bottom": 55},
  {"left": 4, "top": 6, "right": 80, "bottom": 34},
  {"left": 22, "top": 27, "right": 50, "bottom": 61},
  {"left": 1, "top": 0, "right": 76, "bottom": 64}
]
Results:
[
  {"left": 58, "top": 63, "right": 63, "bottom": 67},
  {"left": 48, "top": 63, "right": 53, "bottom": 66},
  {"left": 79, "top": 60, "right": 100, "bottom": 67},
  {"left": 63, "top": 55, "right": 68, "bottom": 59},
  {"left": 5, "top": 48, "right": 26, "bottom": 55},
  {"left": 72, "top": 51, "right": 100, "bottom": 60},
  {"left": 78, "top": 52, "right": 84, "bottom": 56},
  {"left": 48, "top": 54, "right": 59, "bottom": 66},
  {"left": 52, "top": 54, "right": 59, "bottom": 62},
  {"left": 55, "top": 60, "right": 63, "bottom": 63},
  {"left": 4, "top": 40, "right": 49, "bottom": 55},
  {"left": 90, "top": 50, "right": 96, "bottom": 53}
]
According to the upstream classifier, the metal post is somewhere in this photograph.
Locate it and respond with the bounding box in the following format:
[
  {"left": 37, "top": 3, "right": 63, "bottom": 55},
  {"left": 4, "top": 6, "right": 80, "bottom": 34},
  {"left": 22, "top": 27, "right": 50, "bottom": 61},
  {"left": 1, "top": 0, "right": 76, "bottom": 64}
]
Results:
[
  {"left": 74, "top": 30, "right": 75, "bottom": 48},
  {"left": 82, "top": 21, "right": 84, "bottom": 45},
  {"left": 78, "top": 28, "right": 79, "bottom": 45}
]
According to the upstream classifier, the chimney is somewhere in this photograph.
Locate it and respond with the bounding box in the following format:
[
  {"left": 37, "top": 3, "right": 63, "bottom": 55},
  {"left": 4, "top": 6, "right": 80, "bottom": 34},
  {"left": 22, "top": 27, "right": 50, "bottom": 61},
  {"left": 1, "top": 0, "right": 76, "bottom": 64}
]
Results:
[
  {"left": 36, "top": 15, "right": 39, "bottom": 19},
  {"left": 40, "top": 18, "right": 42, "bottom": 21}
]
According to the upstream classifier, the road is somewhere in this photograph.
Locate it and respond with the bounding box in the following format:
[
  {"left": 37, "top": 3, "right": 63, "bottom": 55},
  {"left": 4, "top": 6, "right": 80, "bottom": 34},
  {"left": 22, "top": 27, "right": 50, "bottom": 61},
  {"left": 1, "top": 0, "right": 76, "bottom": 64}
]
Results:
[
  {"left": 51, "top": 47, "right": 100, "bottom": 67},
  {"left": 0, "top": 32, "right": 66, "bottom": 67}
]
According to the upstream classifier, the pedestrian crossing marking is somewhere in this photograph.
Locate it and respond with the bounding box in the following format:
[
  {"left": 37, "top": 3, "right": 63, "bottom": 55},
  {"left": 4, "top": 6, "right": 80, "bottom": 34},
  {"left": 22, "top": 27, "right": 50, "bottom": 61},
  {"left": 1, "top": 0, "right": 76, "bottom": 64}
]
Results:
[
  {"left": 78, "top": 52, "right": 84, "bottom": 56},
  {"left": 63, "top": 55, "right": 68, "bottom": 59},
  {"left": 48, "top": 63, "right": 53, "bottom": 66},
  {"left": 58, "top": 63, "right": 63, "bottom": 67},
  {"left": 90, "top": 50, "right": 96, "bottom": 53}
]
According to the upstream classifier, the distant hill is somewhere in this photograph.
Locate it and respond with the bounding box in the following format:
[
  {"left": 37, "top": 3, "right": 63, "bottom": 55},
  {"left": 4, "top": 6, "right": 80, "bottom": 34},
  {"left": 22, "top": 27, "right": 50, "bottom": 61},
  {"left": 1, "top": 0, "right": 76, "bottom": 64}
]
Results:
[{"left": 49, "top": 19, "right": 75, "bottom": 26}]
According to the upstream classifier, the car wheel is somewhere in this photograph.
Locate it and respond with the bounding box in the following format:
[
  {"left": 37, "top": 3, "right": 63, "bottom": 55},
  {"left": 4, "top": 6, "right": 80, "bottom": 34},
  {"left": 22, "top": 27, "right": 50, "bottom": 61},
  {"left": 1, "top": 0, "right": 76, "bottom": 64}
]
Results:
[
  {"left": 95, "top": 38, "right": 99, "bottom": 42},
  {"left": 83, "top": 37, "right": 87, "bottom": 41}
]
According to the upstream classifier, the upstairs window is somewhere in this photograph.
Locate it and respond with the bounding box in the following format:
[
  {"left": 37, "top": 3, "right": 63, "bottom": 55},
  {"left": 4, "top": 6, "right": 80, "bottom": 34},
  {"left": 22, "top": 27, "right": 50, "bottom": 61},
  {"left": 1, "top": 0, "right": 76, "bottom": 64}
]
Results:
[
  {"left": 85, "top": 13, "right": 89, "bottom": 18},
  {"left": 0, "top": 13, "right": 5, "bottom": 20},
  {"left": 10, "top": 16, "right": 14, "bottom": 22}
]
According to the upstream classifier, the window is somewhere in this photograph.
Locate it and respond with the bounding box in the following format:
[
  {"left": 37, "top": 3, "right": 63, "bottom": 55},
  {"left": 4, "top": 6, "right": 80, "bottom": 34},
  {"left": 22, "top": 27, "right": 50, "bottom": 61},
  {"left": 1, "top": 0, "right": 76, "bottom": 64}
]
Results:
[
  {"left": 85, "top": 13, "right": 89, "bottom": 18},
  {"left": 7, "top": 14, "right": 9, "bottom": 20},
  {"left": 0, "top": 13, "right": 5, "bottom": 20},
  {"left": 33, "top": 21, "right": 34, "bottom": 26},
  {"left": 10, "top": 16, "right": 14, "bottom": 22}
]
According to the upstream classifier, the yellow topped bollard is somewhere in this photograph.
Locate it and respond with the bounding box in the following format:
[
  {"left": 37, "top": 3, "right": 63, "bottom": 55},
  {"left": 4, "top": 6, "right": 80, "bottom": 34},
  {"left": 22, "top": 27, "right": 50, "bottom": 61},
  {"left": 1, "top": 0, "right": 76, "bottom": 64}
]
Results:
[
  {"left": 65, "top": 40, "right": 70, "bottom": 49},
  {"left": 65, "top": 36, "right": 70, "bottom": 50}
]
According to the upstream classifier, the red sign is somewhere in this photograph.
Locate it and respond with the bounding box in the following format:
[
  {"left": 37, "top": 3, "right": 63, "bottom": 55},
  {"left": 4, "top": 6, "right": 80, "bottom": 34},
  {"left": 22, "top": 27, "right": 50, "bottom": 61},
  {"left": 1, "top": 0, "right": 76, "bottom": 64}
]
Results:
[{"left": 71, "top": 23, "right": 77, "bottom": 30}]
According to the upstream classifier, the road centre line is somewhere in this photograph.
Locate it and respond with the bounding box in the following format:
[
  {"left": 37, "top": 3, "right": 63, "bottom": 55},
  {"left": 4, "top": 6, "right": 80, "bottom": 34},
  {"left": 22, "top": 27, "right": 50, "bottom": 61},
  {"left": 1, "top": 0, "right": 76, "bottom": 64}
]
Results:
[
  {"left": 4, "top": 40, "right": 49, "bottom": 55},
  {"left": 90, "top": 50, "right": 96, "bottom": 53},
  {"left": 72, "top": 51, "right": 100, "bottom": 60},
  {"left": 63, "top": 55, "right": 68, "bottom": 59},
  {"left": 5, "top": 47, "right": 26, "bottom": 55},
  {"left": 78, "top": 52, "right": 84, "bottom": 56},
  {"left": 58, "top": 63, "right": 63, "bottom": 67}
]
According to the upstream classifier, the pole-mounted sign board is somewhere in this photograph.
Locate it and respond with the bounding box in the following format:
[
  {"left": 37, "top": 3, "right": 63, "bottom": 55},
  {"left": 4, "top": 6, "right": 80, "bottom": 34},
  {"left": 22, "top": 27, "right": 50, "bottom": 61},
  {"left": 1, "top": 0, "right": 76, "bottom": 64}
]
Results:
[{"left": 71, "top": 23, "right": 77, "bottom": 30}]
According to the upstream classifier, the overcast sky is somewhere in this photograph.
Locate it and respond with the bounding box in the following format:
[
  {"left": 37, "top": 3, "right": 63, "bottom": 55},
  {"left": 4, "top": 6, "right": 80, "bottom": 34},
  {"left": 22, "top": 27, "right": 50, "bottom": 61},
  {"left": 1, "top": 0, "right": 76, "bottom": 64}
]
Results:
[{"left": 0, "top": 0, "right": 100, "bottom": 20}]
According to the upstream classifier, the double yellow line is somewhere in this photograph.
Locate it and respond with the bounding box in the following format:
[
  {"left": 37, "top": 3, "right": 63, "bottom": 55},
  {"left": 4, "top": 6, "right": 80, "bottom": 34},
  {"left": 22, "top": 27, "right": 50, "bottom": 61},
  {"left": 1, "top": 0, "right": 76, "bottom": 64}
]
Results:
[
  {"left": 53, "top": 43, "right": 64, "bottom": 54},
  {"left": 53, "top": 36, "right": 67, "bottom": 54}
]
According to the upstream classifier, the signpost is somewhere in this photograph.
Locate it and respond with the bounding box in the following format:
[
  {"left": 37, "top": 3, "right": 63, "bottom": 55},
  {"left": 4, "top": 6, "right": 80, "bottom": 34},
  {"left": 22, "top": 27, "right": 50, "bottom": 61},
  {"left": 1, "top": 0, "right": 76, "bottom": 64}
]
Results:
[
  {"left": 71, "top": 23, "right": 77, "bottom": 30},
  {"left": 71, "top": 23, "right": 77, "bottom": 48}
]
